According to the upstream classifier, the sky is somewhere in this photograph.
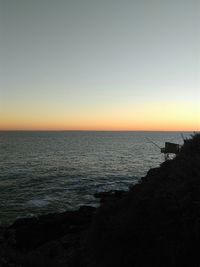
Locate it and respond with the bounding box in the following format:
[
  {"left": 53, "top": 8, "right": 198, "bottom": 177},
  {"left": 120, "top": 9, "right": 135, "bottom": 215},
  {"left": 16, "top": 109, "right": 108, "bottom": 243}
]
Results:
[{"left": 0, "top": 0, "right": 199, "bottom": 131}]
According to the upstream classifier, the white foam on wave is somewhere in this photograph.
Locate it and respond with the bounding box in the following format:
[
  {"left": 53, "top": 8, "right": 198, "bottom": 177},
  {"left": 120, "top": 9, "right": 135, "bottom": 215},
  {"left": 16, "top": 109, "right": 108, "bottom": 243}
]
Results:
[{"left": 24, "top": 199, "right": 50, "bottom": 208}]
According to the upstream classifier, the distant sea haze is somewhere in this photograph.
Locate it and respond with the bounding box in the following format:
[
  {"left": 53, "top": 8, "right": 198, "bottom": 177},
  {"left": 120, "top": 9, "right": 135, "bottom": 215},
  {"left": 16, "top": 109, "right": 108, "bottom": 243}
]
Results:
[{"left": 0, "top": 131, "right": 192, "bottom": 225}]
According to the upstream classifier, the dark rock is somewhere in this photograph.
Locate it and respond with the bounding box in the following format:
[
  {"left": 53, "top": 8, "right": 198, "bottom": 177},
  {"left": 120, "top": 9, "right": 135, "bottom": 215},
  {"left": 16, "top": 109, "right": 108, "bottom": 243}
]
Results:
[
  {"left": 9, "top": 205, "right": 96, "bottom": 250},
  {"left": 94, "top": 190, "right": 127, "bottom": 203}
]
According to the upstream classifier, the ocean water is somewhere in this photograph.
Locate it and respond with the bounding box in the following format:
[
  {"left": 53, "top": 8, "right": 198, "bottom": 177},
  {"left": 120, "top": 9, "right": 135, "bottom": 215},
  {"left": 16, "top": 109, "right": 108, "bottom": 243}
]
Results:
[{"left": 0, "top": 131, "right": 191, "bottom": 225}]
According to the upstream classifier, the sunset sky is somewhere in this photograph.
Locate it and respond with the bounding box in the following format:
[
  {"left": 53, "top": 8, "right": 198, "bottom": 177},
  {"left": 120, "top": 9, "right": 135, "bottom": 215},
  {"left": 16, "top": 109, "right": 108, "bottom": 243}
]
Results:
[{"left": 0, "top": 0, "right": 199, "bottom": 131}]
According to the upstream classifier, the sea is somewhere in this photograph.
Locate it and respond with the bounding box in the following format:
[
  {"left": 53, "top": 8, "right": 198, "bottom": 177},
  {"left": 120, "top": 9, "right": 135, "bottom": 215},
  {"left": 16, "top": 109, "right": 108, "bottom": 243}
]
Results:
[{"left": 0, "top": 131, "right": 192, "bottom": 225}]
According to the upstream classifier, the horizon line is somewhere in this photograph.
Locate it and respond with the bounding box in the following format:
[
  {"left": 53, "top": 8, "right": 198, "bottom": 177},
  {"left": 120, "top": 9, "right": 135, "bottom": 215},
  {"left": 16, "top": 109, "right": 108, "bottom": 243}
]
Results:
[{"left": 0, "top": 129, "right": 197, "bottom": 133}]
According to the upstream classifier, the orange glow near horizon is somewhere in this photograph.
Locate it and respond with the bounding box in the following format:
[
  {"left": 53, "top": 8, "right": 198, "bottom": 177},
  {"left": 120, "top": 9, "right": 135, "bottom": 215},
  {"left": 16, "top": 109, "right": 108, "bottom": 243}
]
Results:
[{"left": 1, "top": 102, "right": 199, "bottom": 132}]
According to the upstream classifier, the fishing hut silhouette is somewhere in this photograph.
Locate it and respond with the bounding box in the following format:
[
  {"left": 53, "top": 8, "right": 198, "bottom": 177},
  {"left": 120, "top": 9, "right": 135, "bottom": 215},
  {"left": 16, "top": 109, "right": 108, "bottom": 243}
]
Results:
[{"left": 147, "top": 138, "right": 182, "bottom": 160}]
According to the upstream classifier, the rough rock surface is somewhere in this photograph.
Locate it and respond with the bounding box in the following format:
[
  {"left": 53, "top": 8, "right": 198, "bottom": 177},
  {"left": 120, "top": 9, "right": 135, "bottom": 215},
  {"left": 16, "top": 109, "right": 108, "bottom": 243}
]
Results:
[{"left": 0, "top": 206, "right": 96, "bottom": 267}]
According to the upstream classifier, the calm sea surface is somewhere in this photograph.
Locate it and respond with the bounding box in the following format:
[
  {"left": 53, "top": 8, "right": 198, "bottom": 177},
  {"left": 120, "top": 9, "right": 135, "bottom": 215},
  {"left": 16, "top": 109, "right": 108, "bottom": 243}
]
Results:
[{"left": 0, "top": 131, "right": 191, "bottom": 225}]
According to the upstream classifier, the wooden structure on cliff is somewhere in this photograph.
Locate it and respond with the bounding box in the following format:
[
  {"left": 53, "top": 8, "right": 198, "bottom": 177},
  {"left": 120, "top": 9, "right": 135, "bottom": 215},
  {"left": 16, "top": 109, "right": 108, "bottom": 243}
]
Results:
[
  {"left": 161, "top": 142, "right": 181, "bottom": 159},
  {"left": 147, "top": 138, "right": 182, "bottom": 160},
  {"left": 161, "top": 142, "right": 181, "bottom": 154}
]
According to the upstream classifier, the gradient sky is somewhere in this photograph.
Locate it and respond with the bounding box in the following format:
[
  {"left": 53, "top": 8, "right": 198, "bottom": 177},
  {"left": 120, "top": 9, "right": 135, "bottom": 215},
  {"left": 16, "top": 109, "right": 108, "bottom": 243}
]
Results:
[{"left": 0, "top": 0, "right": 199, "bottom": 131}]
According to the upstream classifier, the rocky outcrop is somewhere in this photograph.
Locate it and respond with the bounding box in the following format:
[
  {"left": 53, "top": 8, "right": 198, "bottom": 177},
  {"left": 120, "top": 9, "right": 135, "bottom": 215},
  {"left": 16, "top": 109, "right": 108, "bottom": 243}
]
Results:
[
  {"left": 0, "top": 206, "right": 96, "bottom": 267},
  {"left": 94, "top": 189, "right": 127, "bottom": 203}
]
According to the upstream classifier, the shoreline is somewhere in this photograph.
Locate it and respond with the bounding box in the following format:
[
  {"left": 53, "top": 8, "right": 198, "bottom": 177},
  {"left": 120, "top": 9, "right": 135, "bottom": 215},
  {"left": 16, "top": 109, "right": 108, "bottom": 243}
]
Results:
[{"left": 1, "top": 133, "right": 200, "bottom": 267}]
